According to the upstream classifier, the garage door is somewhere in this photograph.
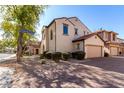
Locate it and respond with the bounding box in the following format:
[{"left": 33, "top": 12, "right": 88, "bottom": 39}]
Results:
[
  {"left": 87, "top": 45, "right": 102, "bottom": 58},
  {"left": 122, "top": 48, "right": 124, "bottom": 54},
  {"left": 110, "top": 47, "right": 118, "bottom": 56}
]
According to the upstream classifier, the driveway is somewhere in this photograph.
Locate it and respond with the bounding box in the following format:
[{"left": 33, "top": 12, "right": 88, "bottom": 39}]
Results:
[
  {"left": 0, "top": 56, "right": 124, "bottom": 88},
  {"left": 78, "top": 56, "right": 124, "bottom": 74}
]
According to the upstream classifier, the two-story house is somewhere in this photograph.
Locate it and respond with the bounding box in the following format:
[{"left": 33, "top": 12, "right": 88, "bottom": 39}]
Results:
[
  {"left": 40, "top": 17, "right": 105, "bottom": 58},
  {"left": 96, "top": 30, "right": 124, "bottom": 55}
]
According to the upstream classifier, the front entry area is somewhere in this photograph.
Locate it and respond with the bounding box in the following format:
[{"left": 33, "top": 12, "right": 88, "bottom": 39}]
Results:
[{"left": 86, "top": 45, "right": 102, "bottom": 58}]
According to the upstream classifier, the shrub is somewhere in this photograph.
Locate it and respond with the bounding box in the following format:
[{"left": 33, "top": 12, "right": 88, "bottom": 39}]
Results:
[
  {"left": 52, "top": 52, "right": 62, "bottom": 62},
  {"left": 104, "top": 52, "right": 109, "bottom": 57},
  {"left": 72, "top": 51, "right": 85, "bottom": 60},
  {"left": 45, "top": 53, "right": 52, "bottom": 59},
  {"left": 43, "top": 51, "right": 47, "bottom": 57},
  {"left": 62, "top": 53, "right": 70, "bottom": 61},
  {"left": 40, "top": 54, "right": 44, "bottom": 59},
  {"left": 72, "top": 52, "right": 76, "bottom": 58}
]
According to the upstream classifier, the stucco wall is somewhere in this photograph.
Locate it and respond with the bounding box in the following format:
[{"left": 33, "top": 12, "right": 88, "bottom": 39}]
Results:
[
  {"left": 85, "top": 35, "right": 104, "bottom": 58},
  {"left": 55, "top": 18, "right": 91, "bottom": 53},
  {"left": 55, "top": 19, "right": 74, "bottom": 53},
  {"left": 68, "top": 17, "right": 91, "bottom": 36},
  {"left": 85, "top": 35, "right": 104, "bottom": 46},
  {"left": 40, "top": 28, "right": 48, "bottom": 53},
  {"left": 48, "top": 22, "right": 56, "bottom": 52},
  {"left": 73, "top": 41, "right": 84, "bottom": 52}
]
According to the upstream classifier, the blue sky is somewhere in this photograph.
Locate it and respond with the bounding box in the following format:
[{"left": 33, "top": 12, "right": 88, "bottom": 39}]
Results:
[
  {"left": 0, "top": 5, "right": 124, "bottom": 40},
  {"left": 37, "top": 5, "right": 124, "bottom": 40}
]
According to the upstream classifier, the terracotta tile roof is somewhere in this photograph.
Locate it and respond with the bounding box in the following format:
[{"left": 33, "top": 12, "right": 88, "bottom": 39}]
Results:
[
  {"left": 28, "top": 41, "right": 41, "bottom": 48},
  {"left": 96, "top": 30, "right": 118, "bottom": 35},
  {"left": 72, "top": 33, "right": 104, "bottom": 42}
]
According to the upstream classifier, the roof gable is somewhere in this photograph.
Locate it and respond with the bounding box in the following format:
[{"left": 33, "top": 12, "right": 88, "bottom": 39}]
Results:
[{"left": 72, "top": 33, "right": 105, "bottom": 43}]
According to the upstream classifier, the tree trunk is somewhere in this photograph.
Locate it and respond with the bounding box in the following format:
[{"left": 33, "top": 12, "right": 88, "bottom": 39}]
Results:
[{"left": 17, "top": 32, "right": 23, "bottom": 62}]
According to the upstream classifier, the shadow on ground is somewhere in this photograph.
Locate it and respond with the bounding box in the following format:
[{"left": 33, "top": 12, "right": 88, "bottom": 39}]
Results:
[{"left": 10, "top": 57, "right": 124, "bottom": 88}]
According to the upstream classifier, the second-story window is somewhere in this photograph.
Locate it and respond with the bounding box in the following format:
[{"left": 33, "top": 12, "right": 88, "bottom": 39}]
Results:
[
  {"left": 50, "top": 30, "right": 53, "bottom": 40},
  {"left": 75, "top": 28, "right": 78, "bottom": 35},
  {"left": 113, "top": 34, "right": 116, "bottom": 41},
  {"left": 63, "top": 24, "right": 68, "bottom": 35}
]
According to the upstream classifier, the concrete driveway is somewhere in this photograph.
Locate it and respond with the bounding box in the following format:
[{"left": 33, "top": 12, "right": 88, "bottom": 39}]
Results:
[{"left": 79, "top": 56, "right": 124, "bottom": 74}]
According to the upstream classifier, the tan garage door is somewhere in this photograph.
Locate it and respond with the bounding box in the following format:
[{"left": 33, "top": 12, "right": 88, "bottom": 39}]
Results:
[
  {"left": 122, "top": 48, "right": 124, "bottom": 54},
  {"left": 87, "top": 45, "right": 102, "bottom": 58},
  {"left": 110, "top": 47, "right": 118, "bottom": 56}
]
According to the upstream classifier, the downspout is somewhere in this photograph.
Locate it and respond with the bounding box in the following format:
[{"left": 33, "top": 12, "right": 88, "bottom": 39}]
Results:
[{"left": 55, "top": 21, "right": 56, "bottom": 52}]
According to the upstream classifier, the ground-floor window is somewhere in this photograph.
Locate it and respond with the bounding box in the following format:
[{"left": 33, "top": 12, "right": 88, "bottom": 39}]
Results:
[{"left": 77, "top": 43, "right": 80, "bottom": 50}]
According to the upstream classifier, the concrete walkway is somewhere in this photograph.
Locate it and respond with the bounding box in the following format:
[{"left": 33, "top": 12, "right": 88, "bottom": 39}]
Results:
[{"left": 0, "top": 53, "right": 16, "bottom": 62}]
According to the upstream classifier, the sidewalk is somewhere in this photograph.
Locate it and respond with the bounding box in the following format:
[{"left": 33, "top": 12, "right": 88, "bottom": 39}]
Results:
[{"left": 0, "top": 54, "right": 16, "bottom": 62}]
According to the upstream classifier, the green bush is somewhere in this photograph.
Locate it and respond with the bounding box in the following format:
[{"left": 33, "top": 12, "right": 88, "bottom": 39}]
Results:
[
  {"left": 104, "top": 52, "right": 109, "bottom": 57},
  {"left": 72, "top": 52, "right": 76, "bottom": 58},
  {"left": 62, "top": 53, "right": 70, "bottom": 61},
  {"left": 45, "top": 53, "right": 52, "bottom": 59},
  {"left": 72, "top": 51, "right": 85, "bottom": 60},
  {"left": 52, "top": 52, "right": 62, "bottom": 62},
  {"left": 40, "top": 54, "right": 44, "bottom": 59}
]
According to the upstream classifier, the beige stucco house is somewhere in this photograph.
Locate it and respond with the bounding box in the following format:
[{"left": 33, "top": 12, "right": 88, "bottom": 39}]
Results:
[
  {"left": 96, "top": 30, "right": 124, "bottom": 56},
  {"left": 40, "top": 17, "right": 124, "bottom": 58},
  {"left": 40, "top": 17, "right": 105, "bottom": 58},
  {"left": 25, "top": 41, "right": 40, "bottom": 55}
]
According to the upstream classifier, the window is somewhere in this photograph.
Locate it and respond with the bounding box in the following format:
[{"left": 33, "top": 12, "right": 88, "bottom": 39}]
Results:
[
  {"left": 77, "top": 43, "right": 80, "bottom": 50},
  {"left": 84, "top": 31, "right": 86, "bottom": 35},
  {"left": 63, "top": 24, "right": 68, "bottom": 35},
  {"left": 50, "top": 30, "right": 53, "bottom": 40},
  {"left": 113, "top": 34, "right": 116, "bottom": 41},
  {"left": 75, "top": 28, "right": 78, "bottom": 35}
]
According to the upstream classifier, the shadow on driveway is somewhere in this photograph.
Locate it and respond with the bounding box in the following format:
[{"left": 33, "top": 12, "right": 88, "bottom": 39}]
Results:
[{"left": 80, "top": 57, "right": 124, "bottom": 74}]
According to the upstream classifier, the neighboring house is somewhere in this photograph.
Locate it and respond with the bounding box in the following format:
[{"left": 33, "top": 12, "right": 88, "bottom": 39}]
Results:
[
  {"left": 25, "top": 41, "right": 40, "bottom": 55},
  {"left": 96, "top": 30, "right": 124, "bottom": 56},
  {"left": 41, "top": 17, "right": 105, "bottom": 58}
]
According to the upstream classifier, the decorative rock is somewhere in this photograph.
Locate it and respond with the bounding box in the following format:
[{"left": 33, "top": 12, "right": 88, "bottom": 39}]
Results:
[{"left": 0, "top": 67, "right": 15, "bottom": 88}]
